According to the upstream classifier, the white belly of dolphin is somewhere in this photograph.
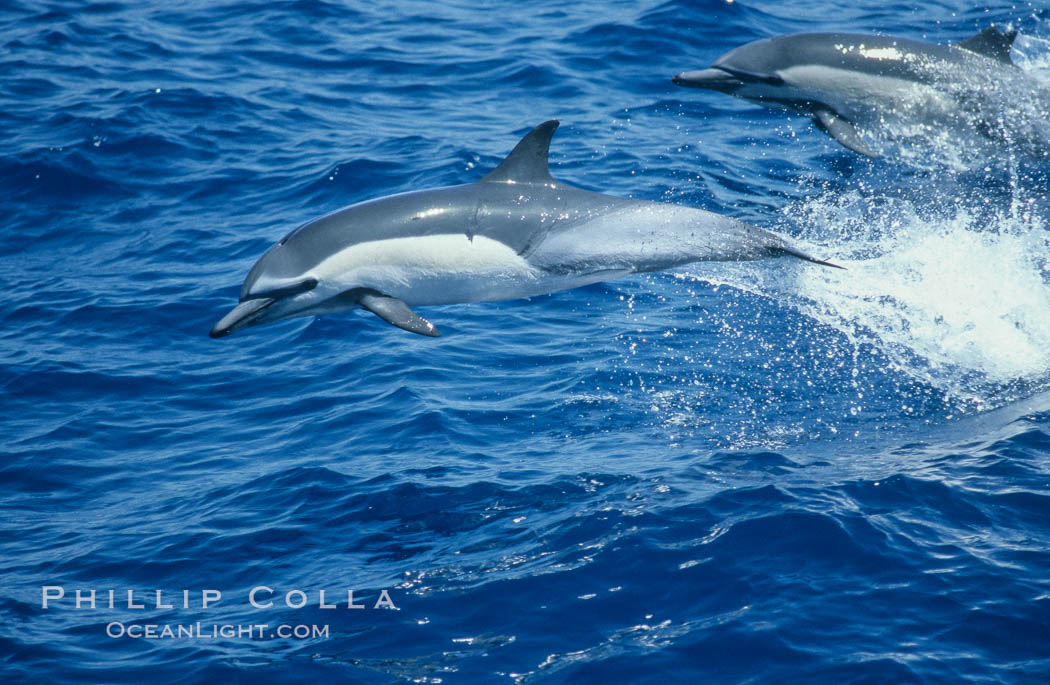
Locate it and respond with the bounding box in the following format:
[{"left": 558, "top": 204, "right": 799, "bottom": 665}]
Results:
[
  {"left": 795, "top": 67, "right": 935, "bottom": 117},
  {"left": 309, "top": 234, "right": 608, "bottom": 306}
]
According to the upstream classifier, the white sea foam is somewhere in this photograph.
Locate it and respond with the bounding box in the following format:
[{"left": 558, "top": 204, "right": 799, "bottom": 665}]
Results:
[
  {"left": 695, "top": 189, "right": 1050, "bottom": 410},
  {"left": 1013, "top": 32, "right": 1050, "bottom": 80}
]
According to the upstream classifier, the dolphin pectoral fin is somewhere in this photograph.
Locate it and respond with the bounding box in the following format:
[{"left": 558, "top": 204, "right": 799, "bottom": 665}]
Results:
[
  {"left": 358, "top": 293, "right": 442, "bottom": 338},
  {"left": 812, "top": 109, "right": 877, "bottom": 157}
]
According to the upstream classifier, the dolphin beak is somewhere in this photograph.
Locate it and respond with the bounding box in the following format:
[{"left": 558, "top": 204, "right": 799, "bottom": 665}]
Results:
[
  {"left": 209, "top": 297, "right": 276, "bottom": 339},
  {"left": 672, "top": 67, "right": 743, "bottom": 92}
]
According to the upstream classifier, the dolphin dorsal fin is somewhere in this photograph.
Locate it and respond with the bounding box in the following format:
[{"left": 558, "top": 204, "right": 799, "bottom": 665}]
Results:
[
  {"left": 955, "top": 26, "right": 1017, "bottom": 65},
  {"left": 481, "top": 120, "right": 559, "bottom": 184}
]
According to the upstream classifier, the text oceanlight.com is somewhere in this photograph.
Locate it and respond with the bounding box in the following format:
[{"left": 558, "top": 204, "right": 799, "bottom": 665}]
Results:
[{"left": 105, "top": 622, "right": 330, "bottom": 640}]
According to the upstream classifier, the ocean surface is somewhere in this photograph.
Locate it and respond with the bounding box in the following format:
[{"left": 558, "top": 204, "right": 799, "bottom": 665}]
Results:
[{"left": 3, "top": 0, "right": 1050, "bottom": 682}]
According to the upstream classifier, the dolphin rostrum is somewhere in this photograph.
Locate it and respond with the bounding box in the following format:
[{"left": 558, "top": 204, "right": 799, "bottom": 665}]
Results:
[
  {"left": 673, "top": 27, "right": 1050, "bottom": 158},
  {"left": 210, "top": 121, "right": 837, "bottom": 339}
]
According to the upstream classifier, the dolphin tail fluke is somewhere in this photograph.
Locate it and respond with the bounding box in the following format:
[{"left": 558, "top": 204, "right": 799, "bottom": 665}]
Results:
[{"left": 775, "top": 244, "right": 845, "bottom": 270}]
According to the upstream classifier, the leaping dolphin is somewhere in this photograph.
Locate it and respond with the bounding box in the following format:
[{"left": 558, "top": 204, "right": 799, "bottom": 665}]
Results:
[
  {"left": 673, "top": 27, "right": 1050, "bottom": 158},
  {"left": 210, "top": 121, "right": 837, "bottom": 339}
]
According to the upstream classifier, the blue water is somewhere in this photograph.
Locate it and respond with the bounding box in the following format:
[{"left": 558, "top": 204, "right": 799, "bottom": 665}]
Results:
[{"left": 4, "top": 0, "right": 1050, "bottom": 682}]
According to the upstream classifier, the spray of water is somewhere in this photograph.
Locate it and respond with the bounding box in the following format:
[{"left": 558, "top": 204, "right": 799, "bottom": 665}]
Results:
[
  {"left": 676, "top": 189, "right": 1050, "bottom": 426},
  {"left": 792, "top": 192, "right": 1049, "bottom": 404}
]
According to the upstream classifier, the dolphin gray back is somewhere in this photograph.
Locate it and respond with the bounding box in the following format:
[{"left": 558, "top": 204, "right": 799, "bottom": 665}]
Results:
[{"left": 241, "top": 122, "right": 639, "bottom": 298}]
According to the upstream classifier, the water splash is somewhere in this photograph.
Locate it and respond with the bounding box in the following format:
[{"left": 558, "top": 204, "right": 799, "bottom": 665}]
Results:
[
  {"left": 1013, "top": 31, "right": 1050, "bottom": 78},
  {"left": 736, "top": 189, "right": 1050, "bottom": 411}
]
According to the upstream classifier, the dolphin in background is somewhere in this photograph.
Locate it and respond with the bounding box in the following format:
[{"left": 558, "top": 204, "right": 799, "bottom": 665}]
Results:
[
  {"left": 211, "top": 121, "right": 838, "bottom": 339},
  {"left": 673, "top": 27, "right": 1050, "bottom": 158}
]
